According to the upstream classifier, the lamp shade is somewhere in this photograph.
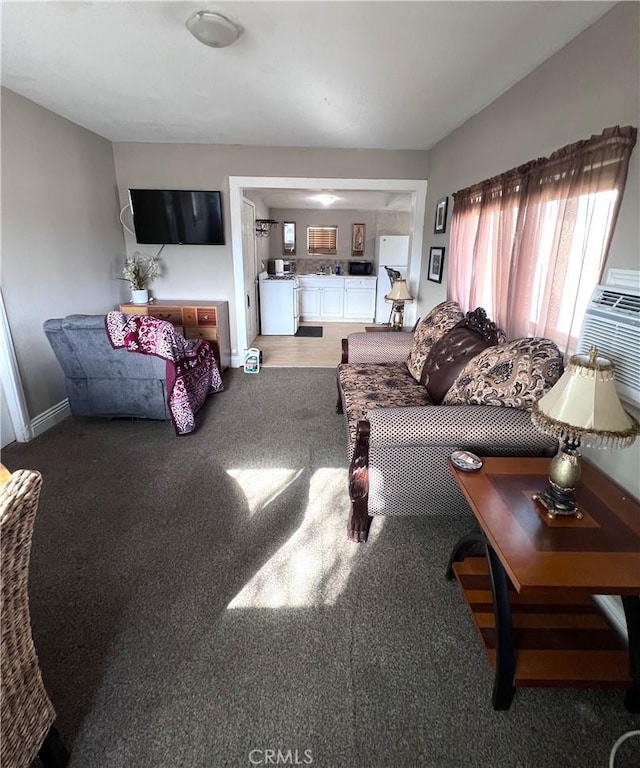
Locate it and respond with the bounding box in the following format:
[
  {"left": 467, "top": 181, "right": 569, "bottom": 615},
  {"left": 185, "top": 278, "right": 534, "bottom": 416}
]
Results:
[
  {"left": 384, "top": 279, "right": 414, "bottom": 303},
  {"left": 531, "top": 348, "right": 639, "bottom": 448}
]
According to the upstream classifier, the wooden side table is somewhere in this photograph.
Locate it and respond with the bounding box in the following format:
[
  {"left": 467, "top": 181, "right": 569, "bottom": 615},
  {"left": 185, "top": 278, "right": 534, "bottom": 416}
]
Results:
[{"left": 446, "top": 456, "right": 640, "bottom": 711}]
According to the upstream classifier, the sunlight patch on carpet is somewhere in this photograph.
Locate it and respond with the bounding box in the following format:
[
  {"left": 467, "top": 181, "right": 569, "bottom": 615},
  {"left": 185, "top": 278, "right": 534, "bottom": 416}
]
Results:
[
  {"left": 226, "top": 468, "right": 384, "bottom": 609},
  {"left": 226, "top": 468, "right": 304, "bottom": 517}
]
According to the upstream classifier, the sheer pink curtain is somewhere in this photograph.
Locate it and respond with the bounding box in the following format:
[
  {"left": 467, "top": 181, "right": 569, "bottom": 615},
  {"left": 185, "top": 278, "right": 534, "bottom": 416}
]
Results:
[
  {"left": 449, "top": 167, "right": 529, "bottom": 325},
  {"left": 447, "top": 189, "right": 480, "bottom": 310},
  {"left": 507, "top": 126, "right": 637, "bottom": 352},
  {"left": 448, "top": 126, "right": 637, "bottom": 354}
]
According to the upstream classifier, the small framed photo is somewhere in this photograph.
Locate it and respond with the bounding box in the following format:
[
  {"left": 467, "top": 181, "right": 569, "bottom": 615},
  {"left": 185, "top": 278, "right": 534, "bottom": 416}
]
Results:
[
  {"left": 434, "top": 197, "right": 448, "bottom": 234},
  {"left": 352, "top": 223, "right": 365, "bottom": 256},
  {"left": 428, "top": 246, "right": 445, "bottom": 283}
]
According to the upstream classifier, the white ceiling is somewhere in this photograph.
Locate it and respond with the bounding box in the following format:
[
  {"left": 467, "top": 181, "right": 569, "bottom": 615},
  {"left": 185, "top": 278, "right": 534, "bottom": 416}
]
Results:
[
  {"left": 1, "top": 0, "right": 615, "bottom": 151},
  {"left": 253, "top": 188, "right": 414, "bottom": 211}
]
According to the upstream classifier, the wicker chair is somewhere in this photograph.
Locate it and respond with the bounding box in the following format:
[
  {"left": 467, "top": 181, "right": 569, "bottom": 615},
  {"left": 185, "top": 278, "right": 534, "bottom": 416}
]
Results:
[{"left": 1, "top": 469, "right": 69, "bottom": 767}]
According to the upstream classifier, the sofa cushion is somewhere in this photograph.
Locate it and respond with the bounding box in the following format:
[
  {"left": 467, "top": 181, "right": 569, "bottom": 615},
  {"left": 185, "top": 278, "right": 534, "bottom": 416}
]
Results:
[
  {"left": 406, "top": 300, "right": 464, "bottom": 383},
  {"left": 442, "top": 337, "right": 564, "bottom": 408},
  {"left": 338, "top": 362, "right": 434, "bottom": 445},
  {"left": 420, "top": 307, "right": 506, "bottom": 402},
  {"left": 422, "top": 323, "right": 500, "bottom": 403}
]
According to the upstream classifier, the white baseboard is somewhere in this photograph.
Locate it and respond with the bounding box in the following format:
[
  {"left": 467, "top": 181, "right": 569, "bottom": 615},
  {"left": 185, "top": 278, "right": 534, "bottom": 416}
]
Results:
[
  {"left": 594, "top": 595, "right": 627, "bottom": 641},
  {"left": 30, "top": 398, "right": 70, "bottom": 439}
]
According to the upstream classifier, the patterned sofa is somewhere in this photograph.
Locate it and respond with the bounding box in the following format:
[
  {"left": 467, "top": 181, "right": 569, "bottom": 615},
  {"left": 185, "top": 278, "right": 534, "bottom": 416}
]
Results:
[{"left": 336, "top": 302, "right": 563, "bottom": 542}]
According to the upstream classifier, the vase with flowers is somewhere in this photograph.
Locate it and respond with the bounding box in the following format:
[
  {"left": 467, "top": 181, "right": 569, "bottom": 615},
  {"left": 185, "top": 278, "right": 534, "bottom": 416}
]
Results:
[{"left": 120, "top": 252, "right": 162, "bottom": 304}]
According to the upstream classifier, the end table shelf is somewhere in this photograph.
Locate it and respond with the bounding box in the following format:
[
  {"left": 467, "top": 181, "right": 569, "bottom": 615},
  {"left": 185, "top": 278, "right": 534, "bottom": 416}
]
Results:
[{"left": 451, "top": 557, "right": 630, "bottom": 690}]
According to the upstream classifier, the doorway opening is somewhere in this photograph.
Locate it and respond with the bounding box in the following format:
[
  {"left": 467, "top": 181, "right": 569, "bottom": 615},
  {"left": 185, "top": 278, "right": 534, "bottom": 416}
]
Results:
[{"left": 229, "top": 177, "right": 428, "bottom": 362}]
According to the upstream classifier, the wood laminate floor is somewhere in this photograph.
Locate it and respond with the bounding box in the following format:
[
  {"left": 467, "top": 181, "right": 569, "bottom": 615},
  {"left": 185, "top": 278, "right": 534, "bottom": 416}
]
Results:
[{"left": 251, "top": 322, "right": 372, "bottom": 367}]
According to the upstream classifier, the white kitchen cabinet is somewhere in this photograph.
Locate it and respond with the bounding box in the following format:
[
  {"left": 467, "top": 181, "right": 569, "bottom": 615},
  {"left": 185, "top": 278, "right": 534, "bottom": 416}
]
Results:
[
  {"left": 297, "top": 275, "right": 376, "bottom": 321},
  {"left": 298, "top": 277, "right": 343, "bottom": 321},
  {"left": 299, "top": 285, "right": 321, "bottom": 317},
  {"left": 320, "top": 286, "right": 344, "bottom": 318},
  {"left": 344, "top": 277, "right": 376, "bottom": 320}
]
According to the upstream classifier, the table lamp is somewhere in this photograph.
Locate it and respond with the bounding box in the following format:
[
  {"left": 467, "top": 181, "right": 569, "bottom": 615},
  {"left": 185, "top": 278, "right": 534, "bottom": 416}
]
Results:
[
  {"left": 531, "top": 346, "right": 639, "bottom": 518},
  {"left": 385, "top": 279, "right": 414, "bottom": 331}
]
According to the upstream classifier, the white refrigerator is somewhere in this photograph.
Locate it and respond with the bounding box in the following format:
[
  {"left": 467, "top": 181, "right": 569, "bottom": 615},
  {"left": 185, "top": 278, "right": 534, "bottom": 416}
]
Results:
[{"left": 375, "top": 235, "right": 410, "bottom": 324}]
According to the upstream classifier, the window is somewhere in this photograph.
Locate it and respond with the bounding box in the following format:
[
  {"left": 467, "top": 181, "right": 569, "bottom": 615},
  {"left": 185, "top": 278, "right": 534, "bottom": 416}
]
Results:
[
  {"left": 307, "top": 226, "right": 337, "bottom": 255},
  {"left": 527, "top": 189, "right": 618, "bottom": 340},
  {"left": 448, "top": 126, "right": 636, "bottom": 354}
]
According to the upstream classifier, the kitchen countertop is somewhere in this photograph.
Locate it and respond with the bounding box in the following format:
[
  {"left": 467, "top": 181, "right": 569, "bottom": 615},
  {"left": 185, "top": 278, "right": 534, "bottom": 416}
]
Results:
[{"left": 297, "top": 273, "right": 377, "bottom": 279}]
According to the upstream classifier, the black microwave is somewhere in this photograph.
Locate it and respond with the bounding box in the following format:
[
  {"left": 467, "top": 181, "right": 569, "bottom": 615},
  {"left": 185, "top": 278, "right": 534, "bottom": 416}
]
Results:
[{"left": 348, "top": 261, "right": 373, "bottom": 276}]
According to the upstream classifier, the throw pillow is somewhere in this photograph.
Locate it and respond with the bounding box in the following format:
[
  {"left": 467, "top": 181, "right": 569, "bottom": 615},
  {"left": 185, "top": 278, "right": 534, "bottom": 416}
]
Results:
[
  {"left": 442, "top": 337, "right": 564, "bottom": 409},
  {"left": 406, "top": 300, "right": 464, "bottom": 383},
  {"left": 422, "top": 323, "right": 502, "bottom": 404}
]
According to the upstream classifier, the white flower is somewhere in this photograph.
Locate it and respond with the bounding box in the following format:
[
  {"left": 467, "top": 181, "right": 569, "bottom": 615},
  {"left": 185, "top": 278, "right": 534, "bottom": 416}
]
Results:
[{"left": 120, "top": 252, "right": 161, "bottom": 290}]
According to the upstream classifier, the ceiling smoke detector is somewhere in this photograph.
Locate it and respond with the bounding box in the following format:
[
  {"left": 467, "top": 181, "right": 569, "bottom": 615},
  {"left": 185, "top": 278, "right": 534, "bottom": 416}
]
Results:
[{"left": 186, "top": 11, "right": 241, "bottom": 48}]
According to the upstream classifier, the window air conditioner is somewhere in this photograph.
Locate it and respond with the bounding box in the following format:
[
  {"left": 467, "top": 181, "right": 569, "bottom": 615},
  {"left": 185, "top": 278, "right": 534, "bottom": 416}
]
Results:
[{"left": 576, "top": 284, "right": 640, "bottom": 407}]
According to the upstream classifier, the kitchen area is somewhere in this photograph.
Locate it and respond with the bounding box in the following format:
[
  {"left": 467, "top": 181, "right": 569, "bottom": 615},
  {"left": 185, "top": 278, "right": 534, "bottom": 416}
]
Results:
[
  {"left": 257, "top": 225, "right": 412, "bottom": 337},
  {"left": 258, "top": 257, "right": 380, "bottom": 335},
  {"left": 240, "top": 186, "right": 415, "bottom": 365}
]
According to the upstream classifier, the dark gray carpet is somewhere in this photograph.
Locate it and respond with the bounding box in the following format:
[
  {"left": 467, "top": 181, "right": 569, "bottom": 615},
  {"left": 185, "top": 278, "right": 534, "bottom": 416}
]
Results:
[
  {"left": 295, "top": 326, "right": 323, "bottom": 337},
  {"left": 4, "top": 368, "right": 638, "bottom": 768}
]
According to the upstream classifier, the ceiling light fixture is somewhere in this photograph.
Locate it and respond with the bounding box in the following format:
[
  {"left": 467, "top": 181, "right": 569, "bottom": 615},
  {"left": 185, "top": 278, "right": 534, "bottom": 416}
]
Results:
[
  {"left": 312, "top": 194, "right": 339, "bottom": 207},
  {"left": 186, "top": 11, "right": 241, "bottom": 48}
]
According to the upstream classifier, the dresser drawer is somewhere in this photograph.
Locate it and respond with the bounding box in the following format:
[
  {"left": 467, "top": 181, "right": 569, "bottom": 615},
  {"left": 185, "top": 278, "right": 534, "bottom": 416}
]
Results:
[
  {"left": 182, "top": 308, "right": 196, "bottom": 325},
  {"left": 345, "top": 278, "right": 375, "bottom": 290},
  {"left": 184, "top": 326, "right": 218, "bottom": 342},
  {"left": 148, "top": 306, "right": 183, "bottom": 324},
  {"left": 184, "top": 329, "right": 220, "bottom": 362},
  {"left": 197, "top": 308, "right": 218, "bottom": 326}
]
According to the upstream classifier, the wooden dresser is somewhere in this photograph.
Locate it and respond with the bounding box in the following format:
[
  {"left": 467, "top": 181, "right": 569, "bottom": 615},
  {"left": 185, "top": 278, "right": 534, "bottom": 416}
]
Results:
[{"left": 119, "top": 299, "right": 231, "bottom": 369}]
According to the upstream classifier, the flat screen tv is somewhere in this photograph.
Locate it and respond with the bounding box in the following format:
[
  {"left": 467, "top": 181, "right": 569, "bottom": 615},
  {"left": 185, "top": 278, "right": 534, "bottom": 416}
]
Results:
[{"left": 129, "top": 189, "right": 225, "bottom": 245}]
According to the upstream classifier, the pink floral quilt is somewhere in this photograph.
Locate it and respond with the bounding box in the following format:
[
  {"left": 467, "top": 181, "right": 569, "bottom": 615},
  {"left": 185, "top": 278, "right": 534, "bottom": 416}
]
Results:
[{"left": 105, "top": 312, "right": 223, "bottom": 435}]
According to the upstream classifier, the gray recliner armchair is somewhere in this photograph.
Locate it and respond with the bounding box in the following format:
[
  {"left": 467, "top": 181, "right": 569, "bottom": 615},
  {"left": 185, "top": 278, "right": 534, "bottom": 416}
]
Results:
[{"left": 43, "top": 314, "right": 170, "bottom": 421}]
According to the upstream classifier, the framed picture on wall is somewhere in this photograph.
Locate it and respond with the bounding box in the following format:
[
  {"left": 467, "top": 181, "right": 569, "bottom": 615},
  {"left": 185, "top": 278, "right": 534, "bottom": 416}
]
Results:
[
  {"left": 434, "top": 197, "right": 448, "bottom": 234},
  {"left": 352, "top": 223, "right": 365, "bottom": 255},
  {"left": 428, "top": 246, "right": 445, "bottom": 283}
]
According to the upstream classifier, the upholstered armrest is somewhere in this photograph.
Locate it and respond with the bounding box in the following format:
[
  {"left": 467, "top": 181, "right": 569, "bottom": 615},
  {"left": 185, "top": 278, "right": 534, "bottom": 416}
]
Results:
[
  {"left": 366, "top": 404, "right": 556, "bottom": 453},
  {"left": 342, "top": 332, "right": 414, "bottom": 363}
]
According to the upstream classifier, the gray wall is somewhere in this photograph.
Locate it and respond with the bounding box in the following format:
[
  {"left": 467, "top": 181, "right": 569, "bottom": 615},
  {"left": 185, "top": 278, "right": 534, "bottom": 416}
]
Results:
[
  {"left": 112, "top": 143, "right": 429, "bottom": 354},
  {"left": 266, "top": 208, "right": 411, "bottom": 267},
  {"left": 1, "top": 87, "right": 125, "bottom": 417},
  {"left": 421, "top": 2, "right": 640, "bottom": 499},
  {"left": 422, "top": 2, "right": 639, "bottom": 312}
]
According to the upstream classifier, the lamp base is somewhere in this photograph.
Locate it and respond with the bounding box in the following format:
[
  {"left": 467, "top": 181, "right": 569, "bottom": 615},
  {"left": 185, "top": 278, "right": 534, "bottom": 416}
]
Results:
[
  {"left": 532, "top": 439, "right": 583, "bottom": 519},
  {"left": 532, "top": 482, "right": 583, "bottom": 520},
  {"left": 390, "top": 302, "right": 405, "bottom": 331}
]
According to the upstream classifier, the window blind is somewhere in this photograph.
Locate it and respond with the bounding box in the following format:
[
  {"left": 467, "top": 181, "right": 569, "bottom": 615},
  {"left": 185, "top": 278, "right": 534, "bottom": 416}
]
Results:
[{"left": 307, "top": 226, "right": 337, "bottom": 255}]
